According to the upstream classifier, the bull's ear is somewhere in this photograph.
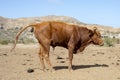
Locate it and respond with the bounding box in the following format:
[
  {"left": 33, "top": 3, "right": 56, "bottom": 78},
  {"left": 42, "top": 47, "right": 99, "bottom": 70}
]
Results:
[
  {"left": 89, "top": 30, "right": 94, "bottom": 37},
  {"left": 89, "top": 27, "right": 97, "bottom": 37}
]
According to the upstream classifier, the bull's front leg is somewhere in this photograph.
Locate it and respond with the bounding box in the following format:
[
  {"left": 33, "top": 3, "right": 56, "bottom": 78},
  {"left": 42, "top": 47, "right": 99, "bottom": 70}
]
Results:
[
  {"left": 68, "top": 33, "right": 76, "bottom": 72},
  {"left": 68, "top": 47, "right": 74, "bottom": 72}
]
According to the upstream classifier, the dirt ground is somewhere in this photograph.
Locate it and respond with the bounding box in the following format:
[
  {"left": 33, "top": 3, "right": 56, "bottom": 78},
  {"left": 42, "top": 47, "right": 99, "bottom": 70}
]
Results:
[{"left": 0, "top": 44, "right": 120, "bottom": 80}]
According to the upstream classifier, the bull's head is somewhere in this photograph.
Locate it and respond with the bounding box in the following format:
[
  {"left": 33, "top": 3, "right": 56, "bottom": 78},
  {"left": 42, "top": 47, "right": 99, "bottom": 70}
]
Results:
[{"left": 90, "top": 27, "right": 104, "bottom": 46}]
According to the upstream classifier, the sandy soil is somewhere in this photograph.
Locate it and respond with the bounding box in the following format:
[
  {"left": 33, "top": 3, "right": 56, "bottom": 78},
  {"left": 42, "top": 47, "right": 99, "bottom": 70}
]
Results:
[{"left": 0, "top": 44, "right": 120, "bottom": 80}]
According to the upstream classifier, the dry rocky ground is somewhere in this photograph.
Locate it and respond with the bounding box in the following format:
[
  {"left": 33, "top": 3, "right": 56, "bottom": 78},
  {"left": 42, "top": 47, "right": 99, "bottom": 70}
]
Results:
[{"left": 0, "top": 44, "right": 120, "bottom": 80}]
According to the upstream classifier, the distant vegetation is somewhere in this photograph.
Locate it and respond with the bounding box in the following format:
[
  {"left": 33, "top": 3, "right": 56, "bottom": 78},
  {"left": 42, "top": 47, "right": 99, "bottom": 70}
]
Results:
[
  {"left": 103, "top": 31, "right": 120, "bottom": 47},
  {"left": 0, "top": 27, "right": 36, "bottom": 45}
]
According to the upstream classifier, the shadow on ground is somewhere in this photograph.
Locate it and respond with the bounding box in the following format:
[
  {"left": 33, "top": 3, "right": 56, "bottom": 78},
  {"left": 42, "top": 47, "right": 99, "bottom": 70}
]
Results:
[{"left": 53, "top": 64, "right": 109, "bottom": 70}]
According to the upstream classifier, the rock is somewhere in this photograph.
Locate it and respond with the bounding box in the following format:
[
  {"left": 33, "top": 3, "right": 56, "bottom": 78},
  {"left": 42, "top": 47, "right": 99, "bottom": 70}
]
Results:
[
  {"left": 92, "top": 54, "right": 96, "bottom": 56},
  {"left": 27, "top": 68, "right": 34, "bottom": 73},
  {"left": 57, "top": 56, "right": 64, "bottom": 59},
  {"left": 117, "top": 60, "right": 120, "bottom": 62},
  {"left": 97, "top": 52, "right": 104, "bottom": 55},
  {"left": 57, "top": 60, "right": 65, "bottom": 63},
  {"left": 3, "top": 53, "right": 8, "bottom": 56},
  {"left": 116, "top": 63, "right": 119, "bottom": 65}
]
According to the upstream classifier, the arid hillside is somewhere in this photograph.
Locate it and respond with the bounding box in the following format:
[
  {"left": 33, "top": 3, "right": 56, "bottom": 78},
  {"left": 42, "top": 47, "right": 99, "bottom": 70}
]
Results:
[
  {"left": 0, "top": 15, "right": 84, "bottom": 29},
  {"left": 0, "top": 15, "right": 120, "bottom": 32}
]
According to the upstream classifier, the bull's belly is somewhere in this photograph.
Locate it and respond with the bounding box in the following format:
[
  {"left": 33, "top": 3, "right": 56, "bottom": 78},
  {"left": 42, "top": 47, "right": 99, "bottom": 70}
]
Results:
[{"left": 50, "top": 41, "right": 68, "bottom": 49}]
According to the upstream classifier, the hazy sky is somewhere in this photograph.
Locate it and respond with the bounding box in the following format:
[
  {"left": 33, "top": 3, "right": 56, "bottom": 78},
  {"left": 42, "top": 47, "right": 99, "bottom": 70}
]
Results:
[{"left": 0, "top": 0, "right": 120, "bottom": 27}]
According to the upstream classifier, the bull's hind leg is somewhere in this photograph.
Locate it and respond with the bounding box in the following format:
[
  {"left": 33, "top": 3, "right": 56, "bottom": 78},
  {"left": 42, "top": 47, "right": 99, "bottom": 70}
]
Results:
[
  {"left": 44, "top": 46, "right": 54, "bottom": 72},
  {"left": 44, "top": 52, "right": 53, "bottom": 71},
  {"left": 39, "top": 47, "right": 46, "bottom": 71},
  {"left": 41, "top": 44, "right": 54, "bottom": 72}
]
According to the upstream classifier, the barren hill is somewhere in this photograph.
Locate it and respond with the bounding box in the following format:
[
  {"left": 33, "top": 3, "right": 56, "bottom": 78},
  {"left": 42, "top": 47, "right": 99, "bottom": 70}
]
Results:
[
  {"left": 0, "top": 15, "right": 120, "bottom": 33},
  {"left": 0, "top": 15, "right": 84, "bottom": 29}
]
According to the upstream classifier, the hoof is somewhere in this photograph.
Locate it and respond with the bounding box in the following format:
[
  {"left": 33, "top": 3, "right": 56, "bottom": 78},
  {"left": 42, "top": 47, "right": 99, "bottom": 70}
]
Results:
[{"left": 48, "top": 68, "right": 56, "bottom": 73}]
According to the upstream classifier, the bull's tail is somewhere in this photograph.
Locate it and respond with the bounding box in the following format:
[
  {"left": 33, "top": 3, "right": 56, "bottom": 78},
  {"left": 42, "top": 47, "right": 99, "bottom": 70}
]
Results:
[{"left": 11, "top": 24, "right": 35, "bottom": 52}]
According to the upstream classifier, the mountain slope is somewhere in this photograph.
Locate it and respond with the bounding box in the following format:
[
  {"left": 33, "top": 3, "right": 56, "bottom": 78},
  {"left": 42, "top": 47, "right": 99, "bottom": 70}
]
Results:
[{"left": 0, "top": 15, "right": 120, "bottom": 33}]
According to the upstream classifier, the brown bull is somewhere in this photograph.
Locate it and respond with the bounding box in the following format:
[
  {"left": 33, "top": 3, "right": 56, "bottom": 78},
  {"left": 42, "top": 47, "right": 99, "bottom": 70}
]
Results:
[{"left": 11, "top": 21, "right": 103, "bottom": 71}]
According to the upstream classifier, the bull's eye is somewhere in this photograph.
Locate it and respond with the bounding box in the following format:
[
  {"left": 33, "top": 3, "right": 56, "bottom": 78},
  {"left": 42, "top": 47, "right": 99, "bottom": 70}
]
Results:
[
  {"left": 96, "top": 32, "right": 101, "bottom": 38},
  {"left": 99, "top": 35, "right": 101, "bottom": 38}
]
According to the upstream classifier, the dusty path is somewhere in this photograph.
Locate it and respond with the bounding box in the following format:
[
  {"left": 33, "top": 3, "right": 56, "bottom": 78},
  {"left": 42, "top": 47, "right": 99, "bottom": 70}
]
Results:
[{"left": 0, "top": 44, "right": 120, "bottom": 80}]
